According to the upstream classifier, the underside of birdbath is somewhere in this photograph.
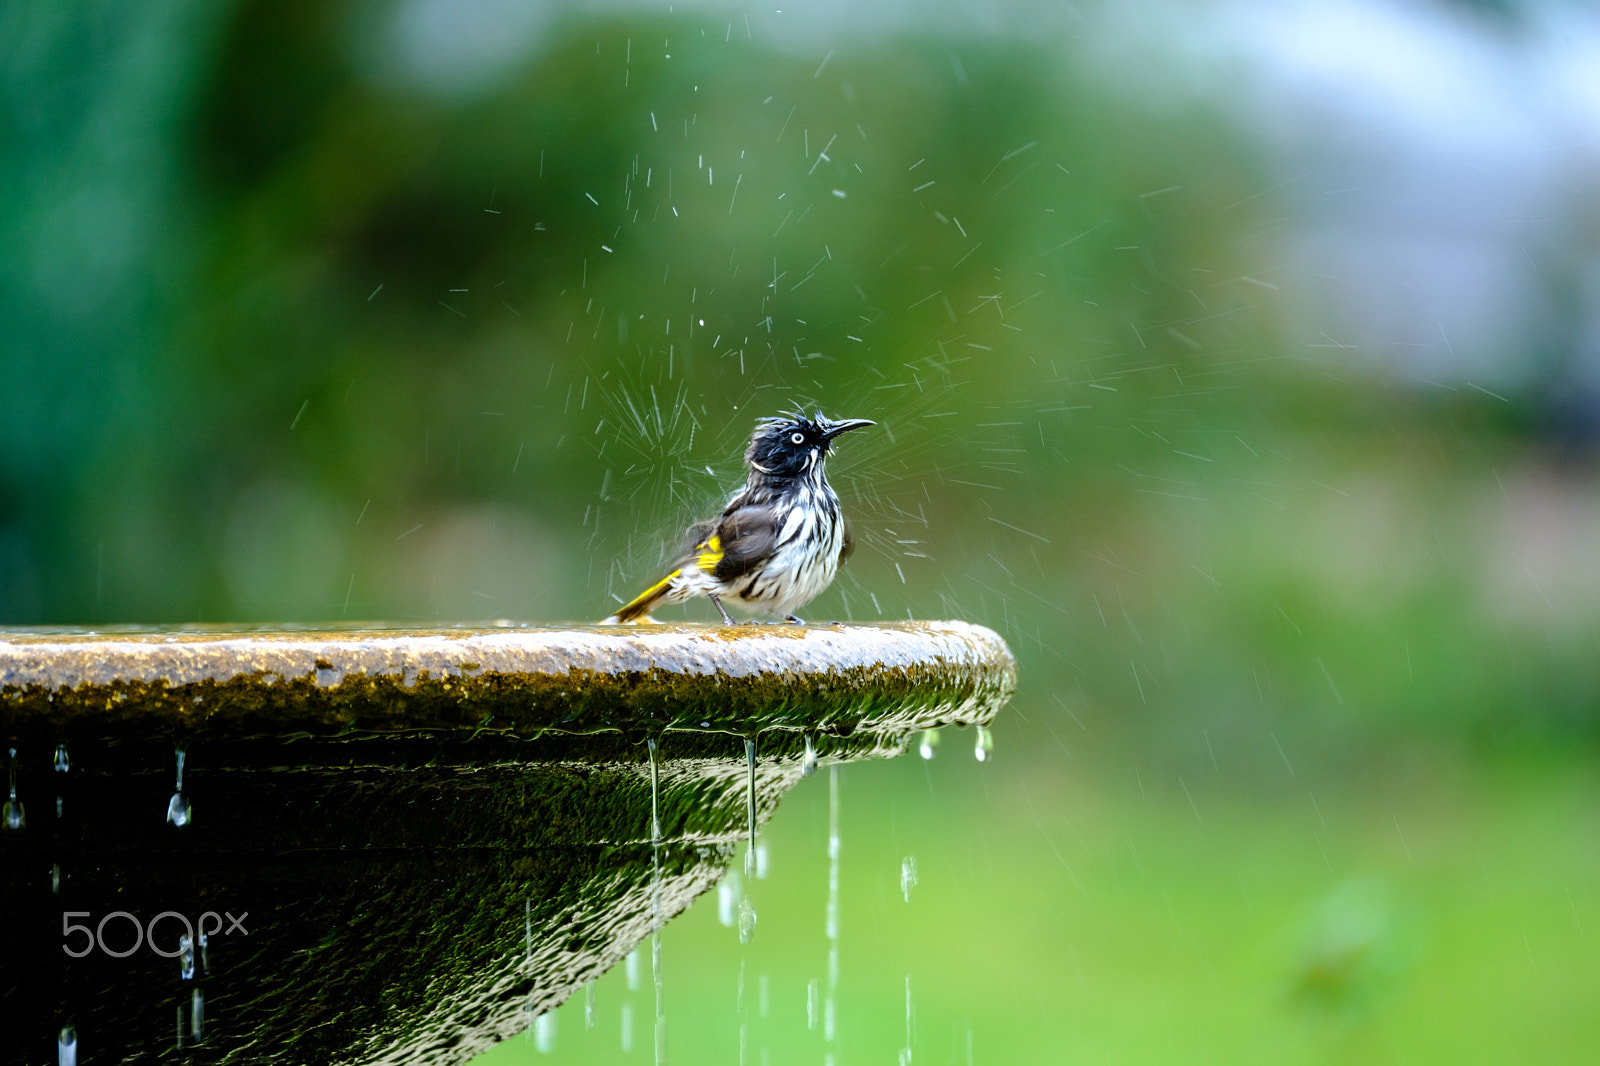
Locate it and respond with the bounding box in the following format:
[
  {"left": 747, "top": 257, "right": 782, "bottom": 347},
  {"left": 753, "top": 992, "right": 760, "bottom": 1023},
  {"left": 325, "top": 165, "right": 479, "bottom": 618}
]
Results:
[{"left": 0, "top": 620, "right": 1015, "bottom": 1066}]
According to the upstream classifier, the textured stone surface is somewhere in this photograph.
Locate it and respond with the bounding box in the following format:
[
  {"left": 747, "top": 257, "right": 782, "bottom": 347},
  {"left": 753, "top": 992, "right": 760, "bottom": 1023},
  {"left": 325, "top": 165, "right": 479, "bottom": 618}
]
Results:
[{"left": 0, "top": 622, "right": 1015, "bottom": 1065}]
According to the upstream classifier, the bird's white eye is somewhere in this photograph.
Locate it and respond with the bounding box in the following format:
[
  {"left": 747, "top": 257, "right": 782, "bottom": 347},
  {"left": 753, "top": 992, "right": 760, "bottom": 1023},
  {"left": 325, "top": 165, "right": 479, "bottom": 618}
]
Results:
[{"left": 790, "top": 431, "right": 806, "bottom": 445}]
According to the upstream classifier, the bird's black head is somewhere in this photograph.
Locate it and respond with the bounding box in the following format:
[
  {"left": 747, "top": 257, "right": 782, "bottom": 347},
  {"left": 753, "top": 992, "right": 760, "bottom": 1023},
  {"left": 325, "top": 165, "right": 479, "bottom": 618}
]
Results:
[{"left": 745, "top": 410, "right": 874, "bottom": 481}]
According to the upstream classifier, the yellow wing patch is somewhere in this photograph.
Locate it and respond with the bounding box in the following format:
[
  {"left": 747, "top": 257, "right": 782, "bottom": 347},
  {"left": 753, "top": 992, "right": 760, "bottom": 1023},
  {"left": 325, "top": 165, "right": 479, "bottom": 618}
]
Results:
[{"left": 696, "top": 534, "right": 723, "bottom": 574}]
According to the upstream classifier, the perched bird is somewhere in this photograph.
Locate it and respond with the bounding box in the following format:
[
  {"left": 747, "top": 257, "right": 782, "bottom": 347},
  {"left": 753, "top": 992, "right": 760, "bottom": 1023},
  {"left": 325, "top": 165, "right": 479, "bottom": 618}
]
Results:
[{"left": 604, "top": 410, "right": 875, "bottom": 624}]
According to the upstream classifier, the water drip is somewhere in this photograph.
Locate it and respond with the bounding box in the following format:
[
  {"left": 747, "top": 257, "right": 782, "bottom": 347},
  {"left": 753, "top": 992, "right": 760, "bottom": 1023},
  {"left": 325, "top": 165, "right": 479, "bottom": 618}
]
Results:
[
  {"left": 800, "top": 734, "right": 818, "bottom": 776},
  {"left": 646, "top": 736, "right": 667, "bottom": 1064},
  {"left": 57, "top": 1026, "right": 76, "bottom": 1066},
  {"left": 900, "top": 855, "right": 919, "bottom": 903},
  {"left": 974, "top": 725, "right": 994, "bottom": 762},
  {"left": 584, "top": 980, "right": 597, "bottom": 1030},
  {"left": 743, "top": 738, "right": 757, "bottom": 877},
  {"left": 54, "top": 744, "right": 69, "bottom": 772},
  {"left": 806, "top": 979, "right": 819, "bottom": 1030},
  {"left": 647, "top": 737, "right": 661, "bottom": 845},
  {"left": 191, "top": 989, "right": 204, "bottom": 1042},
  {"left": 51, "top": 863, "right": 61, "bottom": 895},
  {"left": 899, "top": 974, "right": 915, "bottom": 1065},
  {"left": 620, "top": 1002, "right": 634, "bottom": 1053},
  {"left": 534, "top": 1011, "right": 556, "bottom": 1053},
  {"left": 918, "top": 728, "right": 940, "bottom": 760},
  {"left": 737, "top": 958, "right": 748, "bottom": 1066},
  {"left": 824, "top": 765, "right": 840, "bottom": 1048},
  {"left": 4, "top": 747, "right": 24, "bottom": 831},
  {"left": 166, "top": 748, "right": 191, "bottom": 827},
  {"left": 179, "top": 934, "right": 196, "bottom": 980},
  {"left": 737, "top": 895, "right": 757, "bottom": 944}
]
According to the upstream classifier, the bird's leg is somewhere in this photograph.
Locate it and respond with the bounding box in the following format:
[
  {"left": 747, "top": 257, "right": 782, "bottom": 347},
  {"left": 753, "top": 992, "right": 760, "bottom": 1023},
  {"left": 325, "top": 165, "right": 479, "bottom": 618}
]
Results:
[
  {"left": 784, "top": 614, "right": 804, "bottom": 625},
  {"left": 709, "top": 594, "right": 736, "bottom": 625}
]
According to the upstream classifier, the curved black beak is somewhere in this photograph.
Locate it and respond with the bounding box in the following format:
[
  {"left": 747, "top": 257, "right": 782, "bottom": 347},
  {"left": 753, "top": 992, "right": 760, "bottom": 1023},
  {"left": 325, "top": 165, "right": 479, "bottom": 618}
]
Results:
[{"left": 820, "top": 417, "right": 875, "bottom": 440}]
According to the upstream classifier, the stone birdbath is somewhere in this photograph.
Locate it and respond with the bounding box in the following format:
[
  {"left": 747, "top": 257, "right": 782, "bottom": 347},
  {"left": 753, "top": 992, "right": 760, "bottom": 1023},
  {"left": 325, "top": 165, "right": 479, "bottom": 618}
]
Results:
[{"left": 0, "top": 621, "right": 1015, "bottom": 1065}]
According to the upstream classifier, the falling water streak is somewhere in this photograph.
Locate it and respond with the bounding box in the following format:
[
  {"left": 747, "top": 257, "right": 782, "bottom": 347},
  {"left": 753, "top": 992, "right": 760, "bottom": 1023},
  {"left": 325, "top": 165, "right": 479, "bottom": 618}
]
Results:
[
  {"left": 974, "top": 725, "right": 994, "bottom": 762},
  {"left": 175, "top": 1004, "right": 185, "bottom": 1050},
  {"left": 898, "top": 974, "right": 914, "bottom": 1065},
  {"left": 4, "top": 747, "right": 23, "bottom": 831},
  {"left": 743, "top": 738, "right": 757, "bottom": 877},
  {"left": 585, "top": 980, "right": 597, "bottom": 1029},
  {"left": 918, "top": 728, "right": 940, "bottom": 760},
  {"left": 525, "top": 898, "right": 532, "bottom": 963},
  {"left": 621, "top": 1002, "right": 634, "bottom": 1053},
  {"left": 179, "top": 934, "right": 195, "bottom": 980},
  {"left": 191, "top": 989, "right": 204, "bottom": 1042},
  {"left": 900, "top": 855, "right": 919, "bottom": 903},
  {"left": 648, "top": 738, "right": 667, "bottom": 1066},
  {"left": 648, "top": 737, "right": 662, "bottom": 844},
  {"left": 824, "top": 765, "right": 840, "bottom": 1054},
  {"left": 534, "top": 1011, "right": 556, "bottom": 1053},
  {"left": 166, "top": 747, "right": 191, "bottom": 827},
  {"left": 800, "top": 733, "right": 818, "bottom": 776},
  {"left": 57, "top": 1026, "right": 76, "bottom": 1066},
  {"left": 56, "top": 731, "right": 69, "bottom": 815},
  {"left": 738, "top": 958, "right": 749, "bottom": 1066}
]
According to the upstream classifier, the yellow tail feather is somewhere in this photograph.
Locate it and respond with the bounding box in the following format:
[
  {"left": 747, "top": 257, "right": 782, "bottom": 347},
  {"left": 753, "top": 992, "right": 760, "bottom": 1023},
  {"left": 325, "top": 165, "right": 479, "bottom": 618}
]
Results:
[{"left": 604, "top": 568, "right": 681, "bottom": 623}]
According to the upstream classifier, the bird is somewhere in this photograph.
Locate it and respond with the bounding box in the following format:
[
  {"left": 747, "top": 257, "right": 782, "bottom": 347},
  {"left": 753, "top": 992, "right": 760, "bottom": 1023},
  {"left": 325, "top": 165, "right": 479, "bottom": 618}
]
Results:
[{"left": 603, "top": 409, "right": 875, "bottom": 624}]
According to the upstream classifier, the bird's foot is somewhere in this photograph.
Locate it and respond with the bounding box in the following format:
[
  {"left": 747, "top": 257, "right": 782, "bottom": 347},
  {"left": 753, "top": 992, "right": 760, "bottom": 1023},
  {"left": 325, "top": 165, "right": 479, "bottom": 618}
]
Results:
[
  {"left": 784, "top": 614, "right": 805, "bottom": 625},
  {"left": 709, "top": 594, "right": 736, "bottom": 626}
]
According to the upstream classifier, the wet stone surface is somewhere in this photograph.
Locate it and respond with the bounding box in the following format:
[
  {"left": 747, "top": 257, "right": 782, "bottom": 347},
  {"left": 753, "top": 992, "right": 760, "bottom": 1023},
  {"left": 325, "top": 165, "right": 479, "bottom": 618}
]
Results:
[{"left": 0, "top": 622, "right": 1015, "bottom": 1065}]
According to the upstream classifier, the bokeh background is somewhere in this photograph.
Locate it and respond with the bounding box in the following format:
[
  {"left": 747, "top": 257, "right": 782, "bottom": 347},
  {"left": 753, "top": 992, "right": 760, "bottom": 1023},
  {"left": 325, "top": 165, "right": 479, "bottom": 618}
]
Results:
[{"left": 6, "top": 0, "right": 1600, "bottom": 1061}]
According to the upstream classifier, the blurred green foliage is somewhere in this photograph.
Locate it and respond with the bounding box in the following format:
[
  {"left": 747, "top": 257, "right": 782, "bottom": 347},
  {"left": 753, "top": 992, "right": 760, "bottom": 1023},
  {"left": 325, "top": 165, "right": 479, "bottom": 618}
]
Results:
[{"left": 5, "top": 0, "right": 1594, "bottom": 765}]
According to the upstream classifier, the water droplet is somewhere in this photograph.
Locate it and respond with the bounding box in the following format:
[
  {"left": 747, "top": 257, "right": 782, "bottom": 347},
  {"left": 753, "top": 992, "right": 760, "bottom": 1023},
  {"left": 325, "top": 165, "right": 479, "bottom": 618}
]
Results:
[
  {"left": 57, "top": 1026, "right": 76, "bottom": 1066},
  {"left": 620, "top": 1002, "right": 634, "bottom": 1053},
  {"left": 900, "top": 855, "right": 919, "bottom": 902},
  {"left": 625, "top": 949, "right": 640, "bottom": 991},
  {"left": 534, "top": 1011, "right": 556, "bottom": 1053},
  {"left": 755, "top": 842, "right": 769, "bottom": 880},
  {"left": 51, "top": 863, "right": 61, "bottom": 895},
  {"left": 918, "top": 728, "right": 940, "bottom": 760},
  {"left": 584, "top": 980, "right": 597, "bottom": 1030},
  {"left": 190, "top": 989, "right": 204, "bottom": 1042},
  {"left": 166, "top": 747, "right": 191, "bottom": 827},
  {"left": 54, "top": 744, "right": 70, "bottom": 772},
  {"left": 974, "top": 725, "right": 994, "bottom": 762},
  {"left": 800, "top": 734, "right": 819, "bottom": 776},
  {"left": 179, "top": 934, "right": 196, "bottom": 980},
  {"left": 806, "top": 978, "right": 819, "bottom": 1030},
  {"left": 737, "top": 895, "right": 758, "bottom": 944},
  {"left": 4, "top": 747, "right": 23, "bottom": 831}
]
